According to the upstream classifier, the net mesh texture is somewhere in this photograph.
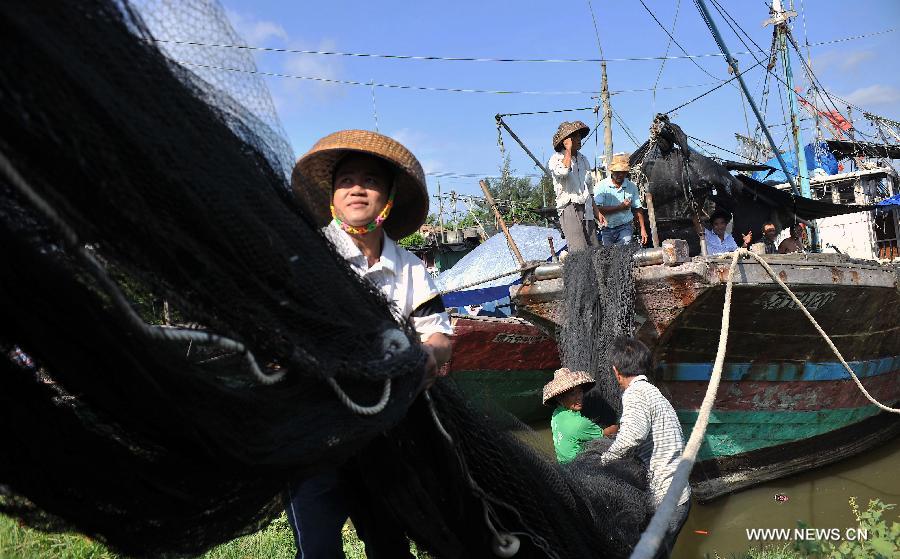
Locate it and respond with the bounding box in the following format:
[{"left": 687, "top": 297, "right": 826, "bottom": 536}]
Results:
[{"left": 0, "top": 1, "right": 653, "bottom": 557}]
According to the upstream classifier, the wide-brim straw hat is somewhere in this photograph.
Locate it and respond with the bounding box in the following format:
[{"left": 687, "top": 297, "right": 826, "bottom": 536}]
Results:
[
  {"left": 292, "top": 129, "right": 428, "bottom": 239},
  {"left": 552, "top": 121, "right": 591, "bottom": 151},
  {"left": 608, "top": 152, "right": 631, "bottom": 172},
  {"left": 542, "top": 367, "right": 596, "bottom": 406}
]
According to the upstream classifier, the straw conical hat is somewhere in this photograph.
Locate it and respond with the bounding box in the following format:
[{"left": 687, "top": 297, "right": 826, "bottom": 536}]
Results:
[
  {"left": 292, "top": 130, "right": 428, "bottom": 239},
  {"left": 542, "top": 367, "right": 596, "bottom": 405},
  {"left": 552, "top": 121, "right": 591, "bottom": 151},
  {"left": 608, "top": 152, "right": 631, "bottom": 172}
]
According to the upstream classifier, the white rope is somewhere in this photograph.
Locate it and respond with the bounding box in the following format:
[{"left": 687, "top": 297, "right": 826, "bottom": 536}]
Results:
[
  {"left": 742, "top": 250, "right": 900, "bottom": 414},
  {"left": 326, "top": 377, "right": 391, "bottom": 416},
  {"left": 629, "top": 248, "right": 741, "bottom": 559},
  {"left": 630, "top": 248, "right": 900, "bottom": 558}
]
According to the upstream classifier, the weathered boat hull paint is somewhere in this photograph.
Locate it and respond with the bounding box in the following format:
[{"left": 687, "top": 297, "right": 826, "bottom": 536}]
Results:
[
  {"left": 447, "top": 315, "right": 559, "bottom": 422},
  {"left": 509, "top": 253, "right": 900, "bottom": 499}
]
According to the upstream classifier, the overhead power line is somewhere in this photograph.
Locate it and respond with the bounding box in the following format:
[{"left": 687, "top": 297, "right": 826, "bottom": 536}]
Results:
[
  {"left": 174, "top": 60, "right": 721, "bottom": 97},
  {"left": 152, "top": 28, "right": 894, "bottom": 64},
  {"left": 174, "top": 61, "right": 599, "bottom": 95}
]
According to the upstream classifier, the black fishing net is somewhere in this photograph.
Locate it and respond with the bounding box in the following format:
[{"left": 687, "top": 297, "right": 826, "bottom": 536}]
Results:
[
  {"left": 346, "top": 382, "right": 653, "bottom": 559},
  {"left": 0, "top": 0, "right": 424, "bottom": 555},
  {"left": 0, "top": 1, "right": 654, "bottom": 557},
  {"left": 558, "top": 246, "right": 639, "bottom": 425}
]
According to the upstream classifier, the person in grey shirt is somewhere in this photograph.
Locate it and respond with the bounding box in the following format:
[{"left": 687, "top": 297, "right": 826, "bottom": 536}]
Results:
[{"left": 601, "top": 336, "right": 690, "bottom": 559}]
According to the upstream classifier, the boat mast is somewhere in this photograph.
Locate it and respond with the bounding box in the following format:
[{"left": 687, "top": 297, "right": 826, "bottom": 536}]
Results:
[
  {"left": 766, "top": 0, "right": 811, "bottom": 200},
  {"left": 766, "top": 0, "right": 818, "bottom": 249},
  {"left": 694, "top": 0, "right": 802, "bottom": 197}
]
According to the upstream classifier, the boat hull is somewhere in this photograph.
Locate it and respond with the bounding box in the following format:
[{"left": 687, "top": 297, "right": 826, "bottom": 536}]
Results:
[
  {"left": 510, "top": 253, "right": 900, "bottom": 499},
  {"left": 447, "top": 315, "right": 559, "bottom": 423}
]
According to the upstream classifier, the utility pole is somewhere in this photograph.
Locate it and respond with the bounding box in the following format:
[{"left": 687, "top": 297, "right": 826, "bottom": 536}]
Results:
[
  {"left": 600, "top": 61, "right": 613, "bottom": 174},
  {"left": 437, "top": 180, "right": 445, "bottom": 244}
]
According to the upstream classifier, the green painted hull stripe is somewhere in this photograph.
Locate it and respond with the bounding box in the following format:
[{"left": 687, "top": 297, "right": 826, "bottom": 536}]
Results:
[{"left": 677, "top": 407, "right": 882, "bottom": 460}]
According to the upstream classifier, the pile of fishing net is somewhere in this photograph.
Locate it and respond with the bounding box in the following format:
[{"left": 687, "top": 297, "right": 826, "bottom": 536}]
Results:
[
  {"left": 558, "top": 245, "right": 639, "bottom": 425},
  {"left": 0, "top": 1, "right": 653, "bottom": 557}
]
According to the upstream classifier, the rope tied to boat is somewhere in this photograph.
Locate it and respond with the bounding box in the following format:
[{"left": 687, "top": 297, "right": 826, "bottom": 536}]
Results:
[
  {"left": 630, "top": 248, "right": 900, "bottom": 559},
  {"left": 739, "top": 250, "right": 899, "bottom": 415}
]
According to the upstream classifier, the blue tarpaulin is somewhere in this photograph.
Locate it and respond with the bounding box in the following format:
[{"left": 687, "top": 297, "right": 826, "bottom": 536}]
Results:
[
  {"left": 751, "top": 142, "right": 839, "bottom": 184},
  {"left": 436, "top": 225, "right": 563, "bottom": 307},
  {"left": 876, "top": 193, "right": 900, "bottom": 207}
]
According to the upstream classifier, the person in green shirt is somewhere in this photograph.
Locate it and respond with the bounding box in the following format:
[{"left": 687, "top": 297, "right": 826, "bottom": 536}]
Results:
[{"left": 542, "top": 367, "right": 619, "bottom": 463}]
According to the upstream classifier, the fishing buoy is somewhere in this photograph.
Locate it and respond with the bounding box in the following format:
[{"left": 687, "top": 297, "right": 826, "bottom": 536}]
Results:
[{"left": 491, "top": 533, "right": 521, "bottom": 557}]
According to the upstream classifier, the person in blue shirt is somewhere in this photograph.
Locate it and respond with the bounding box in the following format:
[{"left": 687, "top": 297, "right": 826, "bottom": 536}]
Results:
[
  {"left": 693, "top": 209, "right": 752, "bottom": 255},
  {"left": 593, "top": 153, "right": 648, "bottom": 246}
]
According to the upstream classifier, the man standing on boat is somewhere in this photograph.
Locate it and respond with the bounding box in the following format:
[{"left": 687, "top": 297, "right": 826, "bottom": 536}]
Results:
[
  {"left": 593, "top": 153, "right": 648, "bottom": 246},
  {"left": 288, "top": 129, "right": 453, "bottom": 559},
  {"left": 549, "top": 121, "right": 601, "bottom": 251},
  {"left": 600, "top": 337, "right": 690, "bottom": 559}
]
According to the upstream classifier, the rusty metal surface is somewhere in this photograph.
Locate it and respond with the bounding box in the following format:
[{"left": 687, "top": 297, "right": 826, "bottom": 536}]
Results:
[{"left": 512, "top": 255, "right": 900, "bottom": 361}]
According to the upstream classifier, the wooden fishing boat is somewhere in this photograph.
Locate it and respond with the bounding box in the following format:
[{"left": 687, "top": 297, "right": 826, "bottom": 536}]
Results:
[
  {"left": 447, "top": 314, "right": 559, "bottom": 423},
  {"left": 511, "top": 246, "right": 900, "bottom": 501}
]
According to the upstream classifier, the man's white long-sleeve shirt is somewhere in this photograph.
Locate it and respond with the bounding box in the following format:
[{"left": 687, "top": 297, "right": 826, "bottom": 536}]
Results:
[
  {"left": 600, "top": 375, "right": 690, "bottom": 508},
  {"left": 549, "top": 151, "right": 593, "bottom": 210}
]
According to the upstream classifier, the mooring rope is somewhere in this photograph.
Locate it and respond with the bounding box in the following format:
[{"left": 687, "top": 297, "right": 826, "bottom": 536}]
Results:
[
  {"left": 629, "top": 248, "right": 742, "bottom": 559},
  {"left": 630, "top": 248, "right": 900, "bottom": 559},
  {"left": 741, "top": 250, "right": 900, "bottom": 414}
]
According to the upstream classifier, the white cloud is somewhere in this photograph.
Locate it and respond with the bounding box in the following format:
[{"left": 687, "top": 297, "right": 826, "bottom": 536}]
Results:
[
  {"left": 810, "top": 49, "right": 875, "bottom": 74},
  {"left": 840, "top": 50, "right": 875, "bottom": 71},
  {"left": 225, "top": 9, "right": 288, "bottom": 45},
  {"left": 280, "top": 38, "right": 345, "bottom": 102},
  {"left": 390, "top": 128, "right": 446, "bottom": 174},
  {"left": 840, "top": 84, "right": 900, "bottom": 107}
]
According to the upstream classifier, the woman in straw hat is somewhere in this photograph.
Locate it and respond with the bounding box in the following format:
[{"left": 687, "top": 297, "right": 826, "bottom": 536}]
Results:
[
  {"left": 548, "top": 121, "right": 601, "bottom": 252},
  {"left": 593, "top": 152, "right": 649, "bottom": 246},
  {"left": 288, "top": 129, "right": 452, "bottom": 558},
  {"left": 543, "top": 367, "right": 618, "bottom": 463}
]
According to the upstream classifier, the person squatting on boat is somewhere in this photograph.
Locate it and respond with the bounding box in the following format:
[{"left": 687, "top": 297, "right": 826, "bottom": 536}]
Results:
[
  {"left": 287, "top": 130, "right": 453, "bottom": 559},
  {"left": 593, "top": 152, "right": 649, "bottom": 246},
  {"left": 778, "top": 223, "right": 807, "bottom": 254},
  {"left": 549, "top": 121, "right": 602, "bottom": 252},
  {"left": 542, "top": 367, "right": 619, "bottom": 463},
  {"left": 693, "top": 208, "right": 752, "bottom": 255},
  {"left": 600, "top": 337, "right": 690, "bottom": 559}
]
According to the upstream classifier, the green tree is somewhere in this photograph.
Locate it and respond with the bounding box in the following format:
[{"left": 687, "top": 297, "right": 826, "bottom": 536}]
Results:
[{"left": 478, "top": 156, "right": 551, "bottom": 226}]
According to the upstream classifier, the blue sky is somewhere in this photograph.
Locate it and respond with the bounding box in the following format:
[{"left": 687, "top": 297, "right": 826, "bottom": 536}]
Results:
[{"left": 221, "top": 0, "right": 900, "bottom": 202}]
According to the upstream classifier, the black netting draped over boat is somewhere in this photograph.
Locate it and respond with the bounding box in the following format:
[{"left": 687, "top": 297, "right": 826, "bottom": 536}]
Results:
[
  {"left": 0, "top": 1, "right": 652, "bottom": 557},
  {"left": 558, "top": 246, "right": 639, "bottom": 426}
]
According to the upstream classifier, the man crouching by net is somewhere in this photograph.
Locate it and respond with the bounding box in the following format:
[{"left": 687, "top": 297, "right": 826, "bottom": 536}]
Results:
[{"left": 288, "top": 130, "right": 453, "bottom": 558}]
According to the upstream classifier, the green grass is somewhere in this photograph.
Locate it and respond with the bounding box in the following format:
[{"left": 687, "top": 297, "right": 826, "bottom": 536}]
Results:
[{"left": 0, "top": 513, "right": 427, "bottom": 559}]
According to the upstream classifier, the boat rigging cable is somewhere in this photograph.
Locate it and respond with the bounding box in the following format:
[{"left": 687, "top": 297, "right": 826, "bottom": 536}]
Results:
[{"left": 706, "top": 0, "right": 890, "bottom": 156}]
